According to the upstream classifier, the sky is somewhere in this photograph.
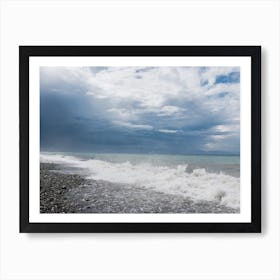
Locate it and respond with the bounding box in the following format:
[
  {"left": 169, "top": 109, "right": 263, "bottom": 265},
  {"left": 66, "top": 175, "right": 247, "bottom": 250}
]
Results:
[{"left": 40, "top": 66, "right": 240, "bottom": 155}]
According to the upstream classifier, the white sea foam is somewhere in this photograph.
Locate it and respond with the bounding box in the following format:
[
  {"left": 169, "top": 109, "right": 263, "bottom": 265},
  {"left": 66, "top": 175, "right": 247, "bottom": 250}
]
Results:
[{"left": 41, "top": 153, "right": 240, "bottom": 209}]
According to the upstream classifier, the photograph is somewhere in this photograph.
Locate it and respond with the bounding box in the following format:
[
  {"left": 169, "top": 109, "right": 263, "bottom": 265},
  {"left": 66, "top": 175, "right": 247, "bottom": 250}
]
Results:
[
  {"left": 40, "top": 66, "right": 241, "bottom": 214},
  {"left": 19, "top": 46, "right": 261, "bottom": 232}
]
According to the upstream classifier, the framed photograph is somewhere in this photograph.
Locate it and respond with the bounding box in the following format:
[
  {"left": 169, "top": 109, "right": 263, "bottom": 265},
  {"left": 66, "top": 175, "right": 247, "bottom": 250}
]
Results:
[{"left": 20, "top": 46, "right": 261, "bottom": 233}]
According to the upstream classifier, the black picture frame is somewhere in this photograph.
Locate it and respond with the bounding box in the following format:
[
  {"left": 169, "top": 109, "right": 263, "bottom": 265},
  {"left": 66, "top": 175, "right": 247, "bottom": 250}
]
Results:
[{"left": 20, "top": 46, "right": 261, "bottom": 233}]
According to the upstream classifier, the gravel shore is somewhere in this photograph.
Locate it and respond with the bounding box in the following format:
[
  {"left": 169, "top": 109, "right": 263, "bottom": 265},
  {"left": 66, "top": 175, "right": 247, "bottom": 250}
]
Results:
[{"left": 40, "top": 162, "right": 238, "bottom": 214}]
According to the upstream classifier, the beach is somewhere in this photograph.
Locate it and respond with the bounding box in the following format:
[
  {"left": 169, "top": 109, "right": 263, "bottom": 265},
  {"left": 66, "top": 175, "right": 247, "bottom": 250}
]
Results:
[{"left": 40, "top": 162, "right": 238, "bottom": 214}]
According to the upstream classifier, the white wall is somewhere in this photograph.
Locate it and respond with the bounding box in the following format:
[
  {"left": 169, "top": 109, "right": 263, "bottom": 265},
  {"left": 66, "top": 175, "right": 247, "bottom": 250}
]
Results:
[{"left": 0, "top": 0, "right": 279, "bottom": 279}]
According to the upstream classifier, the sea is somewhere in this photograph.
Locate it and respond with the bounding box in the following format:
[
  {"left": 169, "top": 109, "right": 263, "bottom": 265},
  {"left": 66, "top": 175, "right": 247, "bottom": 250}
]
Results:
[{"left": 40, "top": 152, "right": 240, "bottom": 210}]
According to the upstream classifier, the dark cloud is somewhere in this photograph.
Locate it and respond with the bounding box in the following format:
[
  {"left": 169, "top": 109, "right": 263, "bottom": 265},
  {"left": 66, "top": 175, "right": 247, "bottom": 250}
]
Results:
[{"left": 40, "top": 67, "right": 240, "bottom": 155}]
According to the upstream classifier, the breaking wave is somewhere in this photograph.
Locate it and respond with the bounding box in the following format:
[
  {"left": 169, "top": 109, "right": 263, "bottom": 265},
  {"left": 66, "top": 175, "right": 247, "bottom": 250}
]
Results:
[{"left": 41, "top": 153, "right": 240, "bottom": 209}]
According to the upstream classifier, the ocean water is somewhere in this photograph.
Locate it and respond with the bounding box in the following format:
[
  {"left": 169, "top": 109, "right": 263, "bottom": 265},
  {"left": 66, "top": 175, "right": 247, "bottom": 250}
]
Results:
[{"left": 41, "top": 152, "right": 240, "bottom": 210}]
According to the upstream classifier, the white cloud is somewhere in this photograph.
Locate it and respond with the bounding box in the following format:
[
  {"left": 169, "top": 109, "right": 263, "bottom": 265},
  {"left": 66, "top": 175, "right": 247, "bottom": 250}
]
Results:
[
  {"left": 213, "top": 124, "right": 239, "bottom": 133},
  {"left": 156, "top": 106, "right": 185, "bottom": 116},
  {"left": 86, "top": 91, "right": 108, "bottom": 99},
  {"left": 112, "top": 121, "right": 153, "bottom": 130},
  {"left": 158, "top": 129, "right": 179, "bottom": 134},
  {"left": 202, "top": 123, "right": 240, "bottom": 153},
  {"left": 203, "top": 142, "right": 219, "bottom": 151},
  {"left": 210, "top": 134, "right": 232, "bottom": 140},
  {"left": 107, "top": 108, "right": 135, "bottom": 120},
  {"left": 203, "top": 130, "right": 239, "bottom": 153}
]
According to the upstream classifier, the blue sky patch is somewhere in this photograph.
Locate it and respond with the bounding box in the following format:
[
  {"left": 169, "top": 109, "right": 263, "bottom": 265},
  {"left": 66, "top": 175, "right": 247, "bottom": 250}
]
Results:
[{"left": 215, "top": 71, "right": 240, "bottom": 84}]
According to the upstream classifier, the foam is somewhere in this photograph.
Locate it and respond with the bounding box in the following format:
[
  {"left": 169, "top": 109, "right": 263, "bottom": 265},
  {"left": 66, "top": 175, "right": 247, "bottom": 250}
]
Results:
[{"left": 41, "top": 153, "right": 240, "bottom": 209}]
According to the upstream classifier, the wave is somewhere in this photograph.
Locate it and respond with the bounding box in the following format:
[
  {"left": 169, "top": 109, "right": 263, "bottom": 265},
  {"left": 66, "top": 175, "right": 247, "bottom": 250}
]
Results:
[{"left": 41, "top": 153, "right": 240, "bottom": 209}]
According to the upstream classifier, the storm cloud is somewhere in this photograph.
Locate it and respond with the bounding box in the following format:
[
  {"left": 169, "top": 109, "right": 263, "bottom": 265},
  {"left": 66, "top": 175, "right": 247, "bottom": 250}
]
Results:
[{"left": 40, "top": 66, "right": 240, "bottom": 155}]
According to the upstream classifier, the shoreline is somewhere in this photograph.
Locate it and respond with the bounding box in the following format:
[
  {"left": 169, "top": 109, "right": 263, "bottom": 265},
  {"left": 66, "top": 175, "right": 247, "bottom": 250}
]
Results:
[{"left": 40, "top": 162, "right": 239, "bottom": 214}]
